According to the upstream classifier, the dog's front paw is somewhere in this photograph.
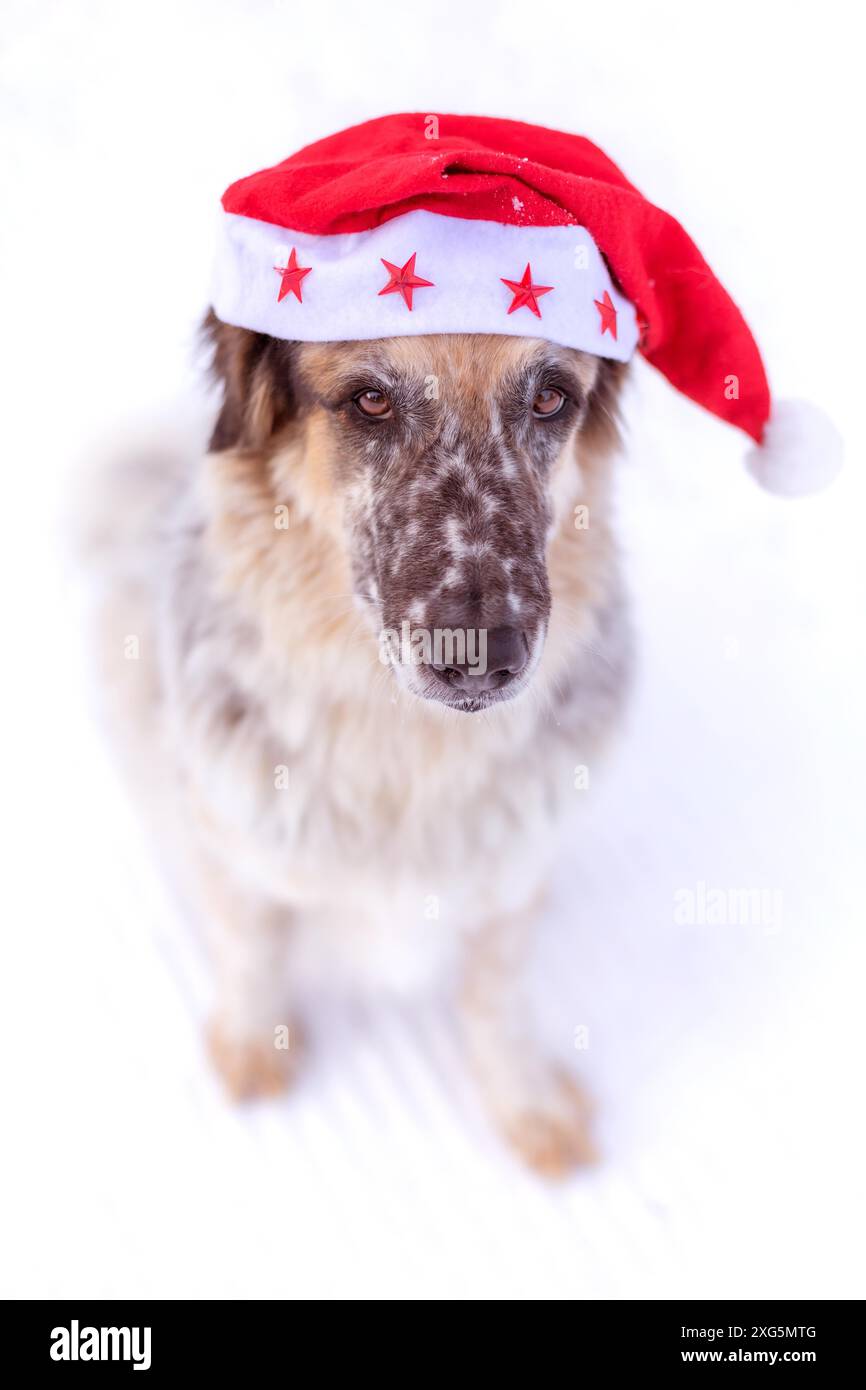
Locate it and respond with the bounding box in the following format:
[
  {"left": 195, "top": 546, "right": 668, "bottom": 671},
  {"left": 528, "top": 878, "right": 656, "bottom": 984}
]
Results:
[
  {"left": 486, "top": 1064, "right": 597, "bottom": 1178},
  {"left": 206, "top": 1016, "right": 303, "bottom": 1101}
]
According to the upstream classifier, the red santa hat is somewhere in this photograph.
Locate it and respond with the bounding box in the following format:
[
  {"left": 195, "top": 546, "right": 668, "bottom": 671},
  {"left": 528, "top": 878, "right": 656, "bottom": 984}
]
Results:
[{"left": 212, "top": 113, "right": 841, "bottom": 496}]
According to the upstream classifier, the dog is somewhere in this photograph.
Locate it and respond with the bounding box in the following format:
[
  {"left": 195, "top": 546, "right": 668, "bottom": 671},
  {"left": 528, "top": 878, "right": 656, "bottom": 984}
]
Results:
[
  {"left": 83, "top": 315, "right": 631, "bottom": 1177},
  {"left": 81, "top": 106, "right": 825, "bottom": 1177}
]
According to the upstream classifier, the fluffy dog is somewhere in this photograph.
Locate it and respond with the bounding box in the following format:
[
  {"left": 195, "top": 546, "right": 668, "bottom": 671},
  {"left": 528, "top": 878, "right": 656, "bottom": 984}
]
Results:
[
  {"left": 85, "top": 319, "right": 631, "bottom": 1176},
  {"left": 83, "top": 106, "right": 827, "bottom": 1175}
]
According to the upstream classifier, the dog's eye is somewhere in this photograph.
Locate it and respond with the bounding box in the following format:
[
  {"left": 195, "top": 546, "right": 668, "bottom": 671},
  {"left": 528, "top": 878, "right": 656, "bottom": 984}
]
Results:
[
  {"left": 532, "top": 387, "right": 566, "bottom": 419},
  {"left": 353, "top": 389, "right": 393, "bottom": 419}
]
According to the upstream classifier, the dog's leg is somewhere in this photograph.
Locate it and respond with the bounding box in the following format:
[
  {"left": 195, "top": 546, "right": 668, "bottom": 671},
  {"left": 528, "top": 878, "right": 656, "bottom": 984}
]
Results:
[
  {"left": 194, "top": 855, "right": 302, "bottom": 1101},
  {"left": 460, "top": 896, "right": 595, "bottom": 1176}
]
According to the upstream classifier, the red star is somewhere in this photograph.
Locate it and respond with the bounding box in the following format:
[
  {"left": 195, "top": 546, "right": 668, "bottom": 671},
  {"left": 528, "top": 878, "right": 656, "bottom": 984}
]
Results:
[
  {"left": 378, "top": 252, "right": 434, "bottom": 310},
  {"left": 594, "top": 289, "right": 618, "bottom": 340},
  {"left": 274, "top": 247, "right": 312, "bottom": 304},
  {"left": 501, "top": 263, "right": 553, "bottom": 318}
]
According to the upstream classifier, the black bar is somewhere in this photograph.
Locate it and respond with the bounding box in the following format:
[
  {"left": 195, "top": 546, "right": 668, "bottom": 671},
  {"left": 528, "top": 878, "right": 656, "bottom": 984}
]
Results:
[{"left": 1, "top": 1299, "right": 861, "bottom": 1372}]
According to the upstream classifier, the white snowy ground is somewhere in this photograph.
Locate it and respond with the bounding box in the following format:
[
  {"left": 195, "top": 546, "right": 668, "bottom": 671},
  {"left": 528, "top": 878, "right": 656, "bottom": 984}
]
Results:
[{"left": 1, "top": 1, "right": 864, "bottom": 1299}]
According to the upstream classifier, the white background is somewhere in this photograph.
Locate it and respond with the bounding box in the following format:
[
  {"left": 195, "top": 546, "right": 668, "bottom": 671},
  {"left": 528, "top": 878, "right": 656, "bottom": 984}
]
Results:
[{"left": 1, "top": 0, "right": 864, "bottom": 1299}]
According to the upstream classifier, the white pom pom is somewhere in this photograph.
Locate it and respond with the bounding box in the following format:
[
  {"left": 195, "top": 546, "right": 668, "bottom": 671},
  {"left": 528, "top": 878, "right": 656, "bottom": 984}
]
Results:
[{"left": 745, "top": 399, "right": 843, "bottom": 497}]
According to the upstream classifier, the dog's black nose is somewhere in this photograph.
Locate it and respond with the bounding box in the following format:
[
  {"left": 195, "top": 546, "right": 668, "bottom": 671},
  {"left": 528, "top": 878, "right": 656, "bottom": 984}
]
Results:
[{"left": 432, "top": 625, "right": 529, "bottom": 694}]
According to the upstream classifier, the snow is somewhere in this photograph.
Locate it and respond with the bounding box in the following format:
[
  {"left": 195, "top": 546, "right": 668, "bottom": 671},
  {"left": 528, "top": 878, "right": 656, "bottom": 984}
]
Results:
[{"left": 1, "top": 0, "right": 864, "bottom": 1300}]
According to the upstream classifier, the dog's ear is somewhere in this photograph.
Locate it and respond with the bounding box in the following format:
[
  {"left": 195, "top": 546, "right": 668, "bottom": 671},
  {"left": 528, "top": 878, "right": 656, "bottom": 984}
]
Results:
[
  {"left": 203, "top": 310, "right": 297, "bottom": 452},
  {"left": 581, "top": 358, "right": 628, "bottom": 458}
]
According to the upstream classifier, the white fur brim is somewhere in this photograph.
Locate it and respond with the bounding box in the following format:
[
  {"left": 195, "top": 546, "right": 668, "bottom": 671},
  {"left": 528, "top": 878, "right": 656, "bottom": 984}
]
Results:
[{"left": 211, "top": 208, "right": 639, "bottom": 359}]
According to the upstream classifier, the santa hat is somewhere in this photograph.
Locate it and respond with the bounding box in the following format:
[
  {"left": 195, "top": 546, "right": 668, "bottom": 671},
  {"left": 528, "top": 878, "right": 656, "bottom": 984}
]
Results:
[{"left": 212, "top": 113, "right": 841, "bottom": 496}]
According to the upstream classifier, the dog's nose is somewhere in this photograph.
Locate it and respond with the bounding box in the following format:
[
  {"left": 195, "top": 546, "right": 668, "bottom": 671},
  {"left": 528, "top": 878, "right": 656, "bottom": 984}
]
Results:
[{"left": 432, "top": 625, "right": 529, "bottom": 694}]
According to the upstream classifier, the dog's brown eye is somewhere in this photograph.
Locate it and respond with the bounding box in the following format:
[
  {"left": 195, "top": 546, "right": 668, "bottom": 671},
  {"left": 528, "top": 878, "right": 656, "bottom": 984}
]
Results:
[
  {"left": 532, "top": 387, "right": 565, "bottom": 418},
  {"left": 354, "top": 389, "right": 392, "bottom": 419}
]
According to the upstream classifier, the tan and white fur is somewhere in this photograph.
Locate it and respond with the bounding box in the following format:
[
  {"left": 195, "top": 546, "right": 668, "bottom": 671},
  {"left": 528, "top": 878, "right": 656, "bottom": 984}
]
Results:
[{"left": 83, "top": 322, "right": 632, "bottom": 1176}]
